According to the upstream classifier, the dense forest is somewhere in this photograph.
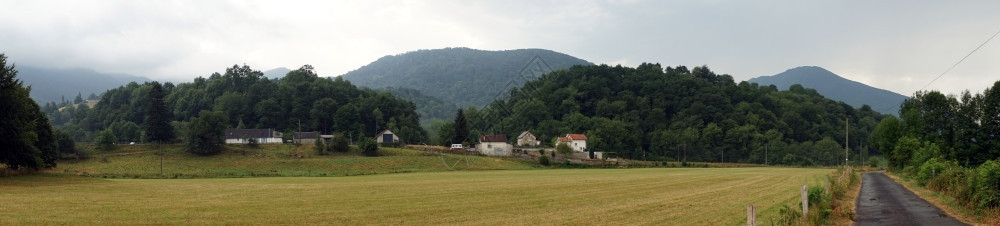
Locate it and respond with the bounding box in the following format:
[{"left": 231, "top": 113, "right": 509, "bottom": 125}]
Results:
[
  {"left": 46, "top": 64, "right": 427, "bottom": 145},
  {"left": 870, "top": 81, "right": 1000, "bottom": 211},
  {"left": 341, "top": 47, "right": 592, "bottom": 108},
  {"left": 446, "top": 63, "right": 886, "bottom": 166}
]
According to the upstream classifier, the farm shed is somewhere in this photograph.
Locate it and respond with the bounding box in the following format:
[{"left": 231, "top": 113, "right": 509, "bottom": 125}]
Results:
[
  {"left": 477, "top": 134, "right": 513, "bottom": 156},
  {"left": 294, "top": 132, "right": 319, "bottom": 144},
  {"left": 375, "top": 130, "right": 403, "bottom": 145}
]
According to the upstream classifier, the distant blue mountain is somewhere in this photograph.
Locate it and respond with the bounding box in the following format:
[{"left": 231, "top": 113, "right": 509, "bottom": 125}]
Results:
[
  {"left": 17, "top": 66, "right": 152, "bottom": 104},
  {"left": 748, "top": 66, "right": 908, "bottom": 115},
  {"left": 262, "top": 67, "right": 291, "bottom": 80}
]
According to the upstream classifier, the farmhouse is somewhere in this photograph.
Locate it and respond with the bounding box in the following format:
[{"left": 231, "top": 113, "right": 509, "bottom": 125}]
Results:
[
  {"left": 225, "top": 129, "right": 283, "bottom": 144},
  {"left": 516, "top": 131, "right": 540, "bottom": 147},
  {"left": 375, "top": 129, "right": 403, "bottom": 145},
  {"left": 477, "top": 134, "right": 513, "bottom": 156},
  {"left": 555, "top": 134, "right": 588, "bottom": 152}
]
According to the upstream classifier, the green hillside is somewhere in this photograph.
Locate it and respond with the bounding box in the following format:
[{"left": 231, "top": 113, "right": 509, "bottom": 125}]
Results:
[
  {"left": 466, "top": 63, "right": 887, "bottom": 165},
  {"left": 340, "top": 47, "right": 592, "bottom": 108}
]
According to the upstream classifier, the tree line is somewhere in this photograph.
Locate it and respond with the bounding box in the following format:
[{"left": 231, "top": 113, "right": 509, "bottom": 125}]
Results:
[
  {"left": 45, "top": 64, "right": 427, "bottom": 148},
  {"left": 871, "top": 81, "right": 1000, "bottom": 210},
  {"left": 444, "top": 63, "right": 886, "bottom": 166}
]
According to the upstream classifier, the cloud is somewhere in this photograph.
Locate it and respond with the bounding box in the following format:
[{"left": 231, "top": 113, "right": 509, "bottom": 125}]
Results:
[{"left": 1, "top": 0, "right": 998, "bottom": 96}]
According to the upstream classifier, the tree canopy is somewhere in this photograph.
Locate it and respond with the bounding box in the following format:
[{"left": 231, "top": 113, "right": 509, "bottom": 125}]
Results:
[
  {"left": 1, "top": 53, "right": 59, "bottom": 169},
  {"left": 470, "top": 63, "right": 885, "bottom": 166},
  {"left": 46, "top": 64, "right": 428, "bottom": 145}
]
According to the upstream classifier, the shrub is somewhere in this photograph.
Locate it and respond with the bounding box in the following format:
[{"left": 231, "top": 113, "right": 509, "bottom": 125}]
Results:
[
  {"left": 330, "top": 133, "right": 350, "bottom": 153},
  {"left": 556, "top": 142, "right": 573, "bottom": 158},
  {"left": 247, "top": 137, "right": 259, "bottom": 148},
  {"left": 866, "top": 156, "right": 881, "bottom": 168},
  {"left": 974, "top": 159, "right": 1000, "bottom": 209},
  {"left": 95, "top": 129, "right": 117, "bottom": 151},
  {"left": 539, "top": 155, "right": 550, "bottom": 166},
  {"left": 916, "top": 158, "right": 952, "bottom": 186},
  {"left": 807, "top": 185, "right": 826, "bottom": 207},
  {"left": 772, "top": 204, "right": 802, "bottom": 226},
  {"left": 927, "top": 167, "right": 972, "bottom": 201},
  {"left": 359, "top": 138, "right": 379, "bottom": 157},
  {"left": 313, "top": 137, "right": 326, "bottom": 155},
  {"left": 75, "top": 148, "right": 92, "bottom": 160},
  {"left": 538, "top": 149, "right": 545, "bottom": 156}
]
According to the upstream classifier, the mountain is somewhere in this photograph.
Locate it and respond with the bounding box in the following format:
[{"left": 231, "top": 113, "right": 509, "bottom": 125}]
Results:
[
  {"left": 748, "top": 66, "right": 908, "bottom": 115},
  {"left": 376, "top": 87, "right": 458, "bottom": 125},
  {"left": 17, "top": 66, "right": 152, "bottom": 104},
  {"left": 340, "top": 47, "right": 592, "bottom": 108},
  {"left": 263, "top": 67, "right": 291, "bottom": 80}
]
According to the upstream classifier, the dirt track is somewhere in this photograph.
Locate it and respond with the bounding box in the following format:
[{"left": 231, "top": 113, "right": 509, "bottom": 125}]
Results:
[{"left": 853, "top": 171, "right": 968, "bottom": 226}]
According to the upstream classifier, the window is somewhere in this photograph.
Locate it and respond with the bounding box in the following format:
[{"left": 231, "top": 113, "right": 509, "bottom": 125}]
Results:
[{"left": 488, "top": 144, "right": 493, "bottom": 148}]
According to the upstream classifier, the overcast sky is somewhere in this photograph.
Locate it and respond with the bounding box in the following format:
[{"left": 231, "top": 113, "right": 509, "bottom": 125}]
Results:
[{"left": 2, "top": 0, "right": 999, "bottom": 97}]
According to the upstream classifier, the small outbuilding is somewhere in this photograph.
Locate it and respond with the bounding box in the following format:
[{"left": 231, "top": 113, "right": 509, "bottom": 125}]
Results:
[
  {"left": 375, "top": 129, "right": 403, "bottom": 146},
  {"left": 477, "top": 134, "right": 513, "bottom": 156}
]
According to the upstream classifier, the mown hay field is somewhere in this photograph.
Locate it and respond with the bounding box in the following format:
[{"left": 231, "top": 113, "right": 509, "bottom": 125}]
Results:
[
  {"left": 55, "top": 144, "right": 537, "bottom": 178},
  {"left": 1, "top": 167, "right": 829, "bottom": 225}
]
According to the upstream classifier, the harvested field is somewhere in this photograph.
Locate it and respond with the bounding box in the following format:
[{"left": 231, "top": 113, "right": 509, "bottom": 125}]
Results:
[{"left": 1, "top": 167, "right": 829, "bottom": 225}]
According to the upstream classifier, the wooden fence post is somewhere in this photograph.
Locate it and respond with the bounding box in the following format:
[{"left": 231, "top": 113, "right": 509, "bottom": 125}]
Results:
[
  {"left": 801, "top": 185, "right": 809, "bottom": 217},
  {"left": 747, "top": 204, "right": 756, "bottom": 226}
]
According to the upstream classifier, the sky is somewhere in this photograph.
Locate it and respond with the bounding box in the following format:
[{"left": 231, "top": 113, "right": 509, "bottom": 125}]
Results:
[{"left": 2, "top": 0, "right": 999, "bottom": 97}]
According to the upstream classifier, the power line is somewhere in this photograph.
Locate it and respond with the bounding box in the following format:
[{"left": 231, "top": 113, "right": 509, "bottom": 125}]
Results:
[
  {"left": 884, "top": 27, "right": 1000, "bottom": 114},
  {"left": 921, "top": 28, "right": 1000, "bottom": 91}
]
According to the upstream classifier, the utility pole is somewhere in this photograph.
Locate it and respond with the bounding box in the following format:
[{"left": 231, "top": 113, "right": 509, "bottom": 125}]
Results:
[{"left": 845, "top": 118, "right": 849, "bottom": 167}]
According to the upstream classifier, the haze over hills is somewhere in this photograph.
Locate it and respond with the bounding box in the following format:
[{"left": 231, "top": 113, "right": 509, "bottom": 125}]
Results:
[
  {"left": 17, "top": 66, "right": 152, "bottom": 104},
  {"left": 748, "top": 66, "right": 908, "bottom": 115},
  {"left": 262, "top": 67, "right": 291, "bottom": 80},
  {"left": 340, "top": 47, "right": 592, "bottom": 109}
]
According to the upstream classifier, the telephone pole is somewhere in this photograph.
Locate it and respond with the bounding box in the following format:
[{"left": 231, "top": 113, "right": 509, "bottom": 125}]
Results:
[{"left": 845, "top": 118, "right": 849, "bottom": 167}]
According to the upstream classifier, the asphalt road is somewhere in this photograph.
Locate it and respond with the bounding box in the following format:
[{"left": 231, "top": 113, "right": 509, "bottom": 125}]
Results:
[{"left": 854, "top": 171, "right": 968, "bottom": 226}]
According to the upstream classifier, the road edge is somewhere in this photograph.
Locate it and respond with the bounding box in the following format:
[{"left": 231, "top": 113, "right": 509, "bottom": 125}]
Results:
[{"left": 882, "top": 172, "right": 978, "bottom": 225}]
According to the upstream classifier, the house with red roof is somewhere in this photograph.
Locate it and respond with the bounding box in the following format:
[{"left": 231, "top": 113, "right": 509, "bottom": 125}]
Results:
[{"left": 555, "top": 134, "right": 588, "bottom": 152}]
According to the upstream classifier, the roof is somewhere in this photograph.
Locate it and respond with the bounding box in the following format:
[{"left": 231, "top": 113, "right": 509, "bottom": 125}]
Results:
[
  {"left": 557, "top": 137, "right": 571, "bottom": 142},
  {"left": 567, "top": 134, "right": 588, "bottom": 141},
  {"left": 225, "top": 129, "right": 273, "bottom": 140},
  {"left": 293, "top": 132, "right": 319, "bottom": 139},
  {"left": 517, "top": 131, "right": 535, "bottom": 139},
  {"left": 479, "top": 134, "right": 508, "bottom": 143},
  {"left": 376, "top": 129, "right": 395, "bottom": 137}
]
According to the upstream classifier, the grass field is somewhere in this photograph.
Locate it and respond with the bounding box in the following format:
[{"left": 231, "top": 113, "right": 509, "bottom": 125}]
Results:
[
  {"left": 54, "top": 143, "right": 538, "bottom": 178},
  {"left": 1, "top": 168, "right": 830, "bottom": 225}
]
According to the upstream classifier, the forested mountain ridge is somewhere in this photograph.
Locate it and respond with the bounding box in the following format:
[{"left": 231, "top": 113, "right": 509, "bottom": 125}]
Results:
[
  {"left": 748, "top": 66, "right": 908, "bottom": 115},
  {"left": 49, "top": 64, "right": 426, "bottom": 144},
  {"left": 17, "top": 66, "right": 151, "bottom": 104},
  {"left": 376, "top": 87, "right": 458, "bottom": 125},
  {"left": 340, "top": 47, "right": 592, "bottom": 108},
  {"left": 455, "top": 63, "right": 886, "bottom": 165}
]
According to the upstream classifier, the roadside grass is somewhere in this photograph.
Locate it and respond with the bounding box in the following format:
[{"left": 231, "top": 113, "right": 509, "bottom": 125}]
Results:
[
  {"left": 0, "top": 167, "right": 830, "bottom": 225},
  {"left": 885, "top": 172, "right": 988, "bottom": 225},
  {"left": 52, "top": 143, "right": 538, "bottom": 178}
]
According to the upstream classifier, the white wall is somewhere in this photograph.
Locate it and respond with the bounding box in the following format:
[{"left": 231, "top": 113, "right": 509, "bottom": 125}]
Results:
[{"left": 476, "top": 142, "right": 513, "bottom": 156}]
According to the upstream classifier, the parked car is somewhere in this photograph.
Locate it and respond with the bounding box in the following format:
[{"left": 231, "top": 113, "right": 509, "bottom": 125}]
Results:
[{"left": 450, "top": 144, "right": 463, "bottom": 151}]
